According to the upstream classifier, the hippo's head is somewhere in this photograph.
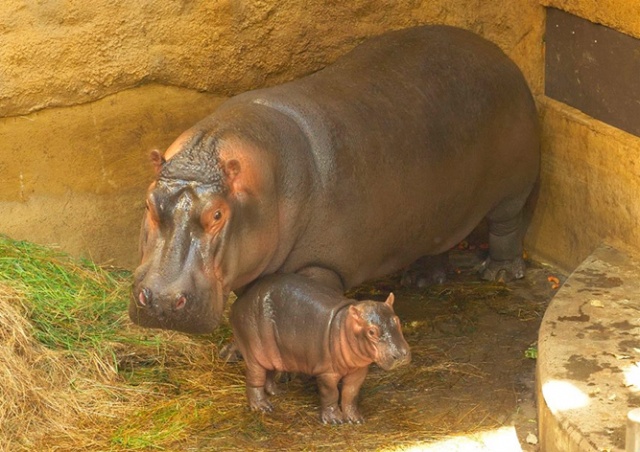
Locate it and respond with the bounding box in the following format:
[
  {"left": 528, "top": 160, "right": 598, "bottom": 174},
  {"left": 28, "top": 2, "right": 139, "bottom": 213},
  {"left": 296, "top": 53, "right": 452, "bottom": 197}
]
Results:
[
  {"left": 130, "top": 128, "right": 278, "bottom": 334},
  {"left": 349, "top": 293, "right": 411, "bottom": 370}
]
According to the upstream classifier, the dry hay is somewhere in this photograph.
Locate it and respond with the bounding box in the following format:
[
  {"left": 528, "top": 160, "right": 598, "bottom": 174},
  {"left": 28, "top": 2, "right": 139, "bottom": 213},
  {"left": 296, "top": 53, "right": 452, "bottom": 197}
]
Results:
[
  {"left": 0, "top": 284, "right": 76, "bottom": 449},
  {"left": 0, "top": 236, "right": 548, "bottom": 451}
]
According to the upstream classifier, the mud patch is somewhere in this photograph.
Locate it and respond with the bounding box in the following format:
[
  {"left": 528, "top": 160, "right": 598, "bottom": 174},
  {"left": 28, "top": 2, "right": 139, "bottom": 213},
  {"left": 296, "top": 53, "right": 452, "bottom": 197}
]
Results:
[
  {"left": 575, "top": 269, "right": 623, "bottom": 289},
  {"left": 611, "top": 320, "right": 637, "bottom": 331},
  {"left": 564, "top": 355, "right": 603, "bottom": 380},
  {"left": 557, "top": 304, "right": 590, "bottom": 322}
]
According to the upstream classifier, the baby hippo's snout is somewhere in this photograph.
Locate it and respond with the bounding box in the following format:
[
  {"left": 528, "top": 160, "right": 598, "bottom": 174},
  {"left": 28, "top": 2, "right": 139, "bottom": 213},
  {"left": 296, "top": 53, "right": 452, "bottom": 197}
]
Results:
[
  {"left": 376, "top": 329, "right": 411, "bottom": 371},
  {"left": 389, "top": 340, "right": 412, "bottom": 369}
]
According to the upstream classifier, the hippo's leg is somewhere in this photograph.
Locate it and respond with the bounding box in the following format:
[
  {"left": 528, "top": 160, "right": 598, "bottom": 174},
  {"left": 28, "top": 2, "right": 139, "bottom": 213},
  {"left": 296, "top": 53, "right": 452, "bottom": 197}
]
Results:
[
  {"left": 296, "top": 266, "right": 345, "bottom": 292},
  {"left": 219, "top": 340, "right": 242, "bottom": 363},
  {"left": 244, "top": 359, "right": 274, "bottom": 413},
  {"left": 316, "top": 373, "right": 344, "bottom": 424},
  {"left": 401, "top": 253, "right": 449, "bottom": 288},
  {"left": 479, "top": 190, "right": 531, "bottom": 282},
  {"left": 340, "top": 367, "right": 369, "bottom": 424},
  {"left": 264, "top": 370, "right": 280, "bottom": 396}
]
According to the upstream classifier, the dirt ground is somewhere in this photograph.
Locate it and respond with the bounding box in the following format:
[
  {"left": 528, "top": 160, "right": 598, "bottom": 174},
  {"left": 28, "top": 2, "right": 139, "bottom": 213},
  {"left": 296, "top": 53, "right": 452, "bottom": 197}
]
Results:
[
  {"left": 337, "top": 245, "right": 563, "bottom": 451},
  {"left": 210, "top": 235, "right": 565, "bottom": 451}
]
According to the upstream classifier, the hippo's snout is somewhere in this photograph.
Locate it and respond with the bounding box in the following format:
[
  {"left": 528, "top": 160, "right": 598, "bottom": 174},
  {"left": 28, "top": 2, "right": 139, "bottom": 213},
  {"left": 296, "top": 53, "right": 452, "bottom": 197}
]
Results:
[
  {"left": 390, "top": 345, "right": 412, "bottom": 368},
  {"left": 136, "top": 286, "right": 188, "bottom": 312},
  {"left": 377, "top": 337, "right": 411, "bottom": 371},
  {"left": 129, "top": 274, "right": 223, "bottom": 335}
]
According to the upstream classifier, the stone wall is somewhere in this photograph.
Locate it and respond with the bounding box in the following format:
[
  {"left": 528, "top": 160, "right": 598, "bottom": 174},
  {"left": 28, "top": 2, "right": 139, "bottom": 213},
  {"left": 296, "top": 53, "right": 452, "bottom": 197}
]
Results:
[
  {"left": 1, "top": 0, "right": 544, "bottom": 269},
  {"left": 5, "top": 0, "right": 639, "bottom": 273},
  {"left": 1, "top": 0, "right": 543, "bottom": 117},
  {"left": 0, "top": 85, "right": 225, "bottom": 267}
]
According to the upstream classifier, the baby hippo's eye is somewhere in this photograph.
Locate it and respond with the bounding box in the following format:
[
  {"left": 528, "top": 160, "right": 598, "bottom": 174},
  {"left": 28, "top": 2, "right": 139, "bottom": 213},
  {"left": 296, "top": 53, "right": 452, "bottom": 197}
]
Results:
[
  {"left": 213, "top": 210, "right": 222, "bottom": 221},
  {"left": 367, "top": 326, "right": 380, "bottom": 340}
]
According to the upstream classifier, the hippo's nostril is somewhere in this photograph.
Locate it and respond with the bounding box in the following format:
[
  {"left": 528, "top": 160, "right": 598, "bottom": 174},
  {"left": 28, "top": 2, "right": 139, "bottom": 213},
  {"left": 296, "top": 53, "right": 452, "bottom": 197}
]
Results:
[
  {"left": 138, "top": 287, "right": 152, "bottom": 307},
  {"left": 393, "top": 347, "right": 411, "bottom": 363},
  {"left": 175, "top": 294, "right": 187, "bottom": 310}
]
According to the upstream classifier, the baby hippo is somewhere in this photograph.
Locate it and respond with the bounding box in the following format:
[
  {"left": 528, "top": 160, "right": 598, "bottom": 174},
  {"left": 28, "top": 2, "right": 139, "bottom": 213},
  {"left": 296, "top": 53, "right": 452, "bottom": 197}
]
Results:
[{"left": 230, "top": 273, "right": 411, "bottom": 424}]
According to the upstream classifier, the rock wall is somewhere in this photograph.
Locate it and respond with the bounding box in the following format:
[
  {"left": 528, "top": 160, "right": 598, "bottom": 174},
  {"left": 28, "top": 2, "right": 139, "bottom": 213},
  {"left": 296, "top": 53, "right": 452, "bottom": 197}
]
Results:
[
  {"left": 1, "top": 0, "right": 543, "bottom": 117},
  {"left": 7, "top": 0, "right": 640, "bottom": 273},
  {"left": 1, "top": 0, "right": 544, "bottom": 269},
  {"left": 0, "top": 85, "right": 225, "bottom": 267}
]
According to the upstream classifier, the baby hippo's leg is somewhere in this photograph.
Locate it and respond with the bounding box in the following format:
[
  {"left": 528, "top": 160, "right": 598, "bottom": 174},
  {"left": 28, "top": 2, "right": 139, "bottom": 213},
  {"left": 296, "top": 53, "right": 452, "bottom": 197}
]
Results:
[
  {"left": 340, "top": 367, "right": 369, "bottom": 424},
  {"left": 316, "top": 373, "right": 343, "bottom": 424},
  {"left": 245, "top": 359, "right": 273, "bottom": 412},
  {"left": 264, "top": 370, "right": 280, "bottom": 396}
]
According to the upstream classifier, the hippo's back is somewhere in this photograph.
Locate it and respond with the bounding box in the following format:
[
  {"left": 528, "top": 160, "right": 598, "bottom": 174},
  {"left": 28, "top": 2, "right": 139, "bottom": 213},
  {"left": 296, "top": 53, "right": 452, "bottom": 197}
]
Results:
[
  {"left": 226, "top": 25, "right": 540, "bottom": 288},
  {"left": 238, "top": 25, "right": 537, "bottom": 171}
]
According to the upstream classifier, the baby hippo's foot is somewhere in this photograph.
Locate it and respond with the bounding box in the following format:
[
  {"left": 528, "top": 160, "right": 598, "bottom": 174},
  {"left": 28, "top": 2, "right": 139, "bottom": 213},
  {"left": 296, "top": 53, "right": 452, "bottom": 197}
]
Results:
[
  {"left": 246, "top": 386, "right": 274, "bottom": 413},
  {"left": 342, "top": 406, "right": 364, "bottom": 424},
  {"left": 320, "top": 404, "right": 344, "bottom": 425},
  {"left": 478, "top": 256, "right": 525, "bottom": 282}
]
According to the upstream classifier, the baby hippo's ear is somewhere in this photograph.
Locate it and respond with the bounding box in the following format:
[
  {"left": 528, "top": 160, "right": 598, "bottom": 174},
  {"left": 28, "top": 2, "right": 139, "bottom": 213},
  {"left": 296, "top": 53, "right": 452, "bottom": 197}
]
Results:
[
  {"left": 385, "top": 292, "right": 395, "bottom": 308},
  {"left": 348, "top": 304, "right": 367, "bottom": 328}
]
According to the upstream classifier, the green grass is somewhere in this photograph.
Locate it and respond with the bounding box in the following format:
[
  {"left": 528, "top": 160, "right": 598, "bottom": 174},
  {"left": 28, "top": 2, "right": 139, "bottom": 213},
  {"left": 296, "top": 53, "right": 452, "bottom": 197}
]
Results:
[{"left": 0, "top": 235, "right": 130, "bottom": 352}]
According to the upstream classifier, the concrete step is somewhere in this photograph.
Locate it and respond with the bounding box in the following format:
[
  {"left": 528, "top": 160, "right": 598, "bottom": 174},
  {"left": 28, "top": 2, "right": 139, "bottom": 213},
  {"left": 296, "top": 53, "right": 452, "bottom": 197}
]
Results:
[{"left": 537, "top": 244, "right": 640, "bottom": 451}]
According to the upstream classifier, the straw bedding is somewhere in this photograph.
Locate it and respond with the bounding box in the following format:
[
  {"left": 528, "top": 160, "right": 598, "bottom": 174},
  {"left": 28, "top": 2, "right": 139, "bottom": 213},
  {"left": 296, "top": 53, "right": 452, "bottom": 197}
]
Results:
[{"left": 0, "top": 235, "right": 552, "bottom": 451}]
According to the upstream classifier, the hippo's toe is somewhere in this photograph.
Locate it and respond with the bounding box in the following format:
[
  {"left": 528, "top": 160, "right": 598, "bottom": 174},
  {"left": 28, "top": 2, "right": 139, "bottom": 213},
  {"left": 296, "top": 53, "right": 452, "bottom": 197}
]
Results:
[
  {"left": 246, "top": 387, "right": 274, "bottom": 413},
  {"left": 342, "top": 408, "right": 364, "bottom": 424},
  {"left": 320, "top": 405, "right": 344, "bottom": 425},
  {"left": 478, "top": 256, "right": 526, "bottom": 282}
]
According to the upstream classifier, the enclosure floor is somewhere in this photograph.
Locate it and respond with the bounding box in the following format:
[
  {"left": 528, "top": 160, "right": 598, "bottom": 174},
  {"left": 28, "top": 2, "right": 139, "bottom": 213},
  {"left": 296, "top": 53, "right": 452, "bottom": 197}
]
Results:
[
  {"left": 330, "top": 235, "right": 564, "bottom": 452},
  {"left": 537, "top": 244, "right": 640, "bottom": 451}
]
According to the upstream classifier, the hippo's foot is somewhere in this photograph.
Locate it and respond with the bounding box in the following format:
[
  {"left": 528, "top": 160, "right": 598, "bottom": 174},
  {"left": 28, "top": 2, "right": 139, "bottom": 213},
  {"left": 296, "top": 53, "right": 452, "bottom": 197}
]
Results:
[
  {"left": 246, "top": 386, "right": 274, "bottom": 413},
  {"left": 478, "top": 256, "right": 525, "bottom": 282},
  {"left": 320, "top": 404, "right": 344, "bottom": 425},
  {"left": 342, "top": 406, "right": 364, "bottom": 424},
  {"left": 401, "top": 254, "right": 449, "bottom": 288},
  {"left": 219, "top": 341, "right": 242, "bottom": 363},
  {"left": 401, "top": 268, "right": 446, "bottom": 288},
  {"left": 265, "top": 371, "right": 281, "bottom": 396}
]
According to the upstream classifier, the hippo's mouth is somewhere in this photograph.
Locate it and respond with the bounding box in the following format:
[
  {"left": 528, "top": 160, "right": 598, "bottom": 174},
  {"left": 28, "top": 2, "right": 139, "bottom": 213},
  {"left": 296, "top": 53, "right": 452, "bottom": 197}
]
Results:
[
  {"left": 376, "top": 348, "right": 412, "bottom": 371},
  {"left": 128, "top": 284, "right": 227, "bottom": 334}
]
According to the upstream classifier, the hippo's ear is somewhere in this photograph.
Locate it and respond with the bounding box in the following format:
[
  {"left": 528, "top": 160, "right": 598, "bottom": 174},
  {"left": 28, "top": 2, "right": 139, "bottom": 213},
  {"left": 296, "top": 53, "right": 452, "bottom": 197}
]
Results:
[
  {"left": 385, "top": 292, "right": 395, "bottom": 308},
  {"left": 222, "top": 159, "right": 245, "bottom": 193},
  {"left": 348, "top": 305, "right": 367, "bottom": 327},
  {"left": 150, "top": 150, "right": 166, "bottom": 175},
  {"left": 224, "top": 159, "right": 241, "bottom": 181}
]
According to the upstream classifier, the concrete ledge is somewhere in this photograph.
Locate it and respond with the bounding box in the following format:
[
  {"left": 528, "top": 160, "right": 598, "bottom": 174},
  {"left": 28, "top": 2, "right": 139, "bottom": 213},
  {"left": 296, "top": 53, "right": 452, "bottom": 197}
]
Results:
[{"left": 537, "top": 244, "right": 640, "bottom": 451}]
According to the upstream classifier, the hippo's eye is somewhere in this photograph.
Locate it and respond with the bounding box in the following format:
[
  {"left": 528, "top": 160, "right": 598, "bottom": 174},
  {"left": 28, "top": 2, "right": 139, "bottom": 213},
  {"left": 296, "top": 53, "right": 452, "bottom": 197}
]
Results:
[
  {"left": 367, "top": 326, "right": 380, "bottom": 341},
  {"left": 213, "top": 210, "right": 222, "bottom": 221}
]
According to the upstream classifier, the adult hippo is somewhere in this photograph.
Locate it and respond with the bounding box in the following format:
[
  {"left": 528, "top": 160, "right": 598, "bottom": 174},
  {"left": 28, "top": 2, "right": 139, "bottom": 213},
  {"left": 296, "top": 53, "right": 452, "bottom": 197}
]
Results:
[{"left": 130, "top": 25, "right": 540, "bottom": 334}]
